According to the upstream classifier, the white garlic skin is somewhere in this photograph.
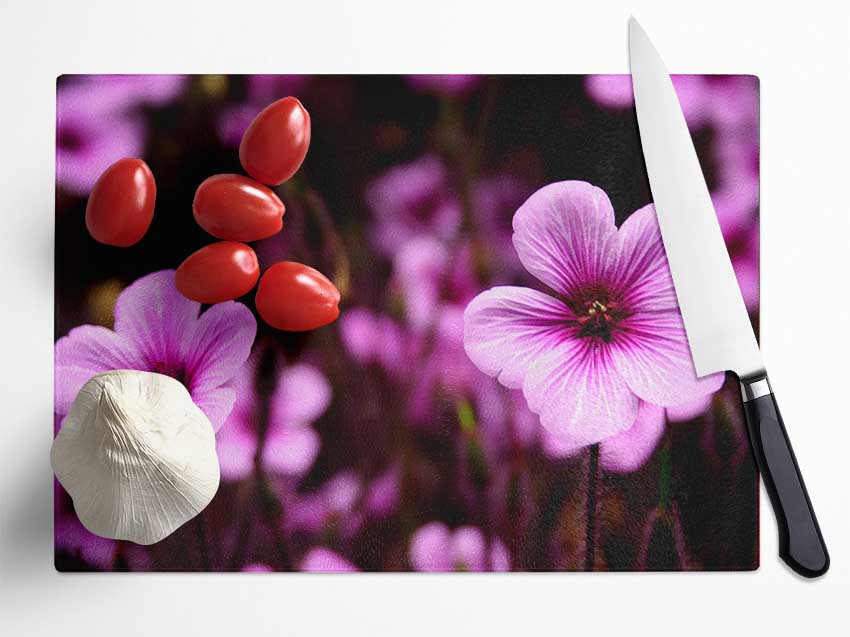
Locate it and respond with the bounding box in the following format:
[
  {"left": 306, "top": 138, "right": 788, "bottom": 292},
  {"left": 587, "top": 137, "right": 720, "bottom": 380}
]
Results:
[{"left": 51, "top": 370, "right": 220, "bottom": 545}]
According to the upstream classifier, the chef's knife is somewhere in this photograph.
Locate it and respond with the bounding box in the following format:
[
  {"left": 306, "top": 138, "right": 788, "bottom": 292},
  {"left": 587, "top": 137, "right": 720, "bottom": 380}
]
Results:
[{"left": 629, "top": 18, "right": 829, "bottom": 577}]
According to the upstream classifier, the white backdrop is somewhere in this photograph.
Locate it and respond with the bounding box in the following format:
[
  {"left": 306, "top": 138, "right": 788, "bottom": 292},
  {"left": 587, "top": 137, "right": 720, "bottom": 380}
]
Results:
[{"left": 0, "top": 1, "right": 848, "bottom": 635}]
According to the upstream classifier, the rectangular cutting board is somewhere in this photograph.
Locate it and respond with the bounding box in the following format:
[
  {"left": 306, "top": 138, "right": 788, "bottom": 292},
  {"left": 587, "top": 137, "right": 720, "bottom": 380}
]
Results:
[{"left": 54, "top": 74, "right": 759, "bottom": 571}]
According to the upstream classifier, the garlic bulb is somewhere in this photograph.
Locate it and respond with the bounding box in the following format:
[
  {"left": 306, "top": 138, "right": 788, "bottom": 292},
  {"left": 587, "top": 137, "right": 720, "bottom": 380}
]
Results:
[{"left": 51, "top": 370, "right": 220, "bottom": 545}]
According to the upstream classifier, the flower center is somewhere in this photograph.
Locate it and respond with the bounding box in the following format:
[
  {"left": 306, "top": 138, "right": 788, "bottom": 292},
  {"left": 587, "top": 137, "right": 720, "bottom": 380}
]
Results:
[
  {"left": 152, "top": 361, "right": 189, "bottom": 387},
  {"left": 576, "top": 298, "right": 621, "bottom": 343}
]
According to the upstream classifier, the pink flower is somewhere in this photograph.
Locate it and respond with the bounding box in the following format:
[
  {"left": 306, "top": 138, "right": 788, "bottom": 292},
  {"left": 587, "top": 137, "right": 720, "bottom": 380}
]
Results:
[
  {"left": 409, "top": 522, "right": 510, "bottom": 572},
  {"left": 365, "top": 464, "right": 401, "bottom": 520},
  {"left": 463, "top": 182, "right": 723, "bottom": 449},
  {"left": 300, "top": 547, "right": 359, "bottom": 572},
  {"left": 287, "top": 471, "right": 364, "bottom": 539},
  {"left": 366, "top": 155, "right": 462, "bottom": 256},
  {"left": 543, "top": 391, "right": 718, "bottom": 473},
  {"left": 542, "top": 401, "right": 665, "bottom": 473},
  {"left": 56, "top": 75, "right": 187, "bottom": 194},
  {"left": 215, "top": 361, "right": 329, "bottom": 481},
  {"left": 339, "top": 307, "right": 412, "bottom": 376},
  {"left": 54, "top": 270, "right": 256, "bottom": 431},
  {"left": 584, "top": 74, "right": 709, "bottom": 129}
]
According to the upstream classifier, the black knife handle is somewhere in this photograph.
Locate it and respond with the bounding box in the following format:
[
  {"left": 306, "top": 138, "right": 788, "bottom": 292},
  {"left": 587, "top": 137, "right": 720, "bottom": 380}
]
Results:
[{"left": 741, "top": 376, "right": 829, "bottom": 578}]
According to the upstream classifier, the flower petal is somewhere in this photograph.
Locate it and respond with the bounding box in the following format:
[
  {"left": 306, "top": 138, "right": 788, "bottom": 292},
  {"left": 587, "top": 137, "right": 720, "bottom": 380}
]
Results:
[
  {"left": 512, "top": 181, "right": 617, "bottom": 296},
  {"left": 300, "top": 547, "right": 359, "bottom": 573},
  {"left": 261, "top": 426, "right": 321, "bottom": 476},
  {"left": 55, "top": 515, "right": 116, "bottom": 570},
  {"left": 523, "top": 338, "right": 639, "bottom": 446},
  {"left": 270, "top": 364, "right": 332, "bottom": 427},
  {"left": 182, "top": 301, "right": 257, "bottom": 392},
  {"left": 54, "top": 325, "right": 142, "bottom": 415},
  {"left": 667, "top": 391, "right": 716, "bottom": 422},
  {"left": 451, "top": 526, "right": 487, "bottom": 571},
  {"left": 215, "top": 417, "right": 256, "bottom": 481},
  {"left": 409, "top": 522, "right": 453, "bottom": 572},
  {"left": 599, "top": 402, "right": 666, "bottom": 473},
  {"left": 113, "top": 270, "right": 200, "bottom": 374},
  {"left": 463, "top": 286, "right": 577, "bottom": 389},
  {"left": 611, "top": 311, "right": 725, "bottom": 407},
  {"left": 193, "top": 385, "right": 237, "bottom": 432},
  {"left": 612, "top": 204, "right": 679, "bottom": 311}
]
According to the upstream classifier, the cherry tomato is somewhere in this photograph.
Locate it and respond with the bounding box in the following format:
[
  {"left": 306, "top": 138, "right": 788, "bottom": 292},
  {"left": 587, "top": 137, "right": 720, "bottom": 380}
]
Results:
[
  {"left": 239, "top": 97, "right": 311, "bottom": 186},
  {"left": 85, "top": 158, "right": 156, "bottom": 247},
  {"left": 176, "top": 241, "right": 260, "bottom": 304},
  {"left": 193, "top": 174, "right": 285, "bottom": 242},
  {"left": 255, "top": 261, "right": 340, "bottom": 331}
]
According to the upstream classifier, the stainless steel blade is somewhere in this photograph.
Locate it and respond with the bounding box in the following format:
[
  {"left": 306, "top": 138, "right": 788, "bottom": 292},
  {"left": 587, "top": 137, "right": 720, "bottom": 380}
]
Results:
[{"left": 628, "top": 18, "right": 764, "bottom": 379}]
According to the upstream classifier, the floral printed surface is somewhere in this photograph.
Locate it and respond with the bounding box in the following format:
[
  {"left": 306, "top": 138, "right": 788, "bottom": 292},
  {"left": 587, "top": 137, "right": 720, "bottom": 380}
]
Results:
[{"left": 55, "top": 75, "right": 759, "bottom": 571}]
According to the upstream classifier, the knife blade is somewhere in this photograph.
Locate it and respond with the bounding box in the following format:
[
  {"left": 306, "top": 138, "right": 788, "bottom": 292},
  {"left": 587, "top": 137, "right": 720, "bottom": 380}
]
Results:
[{"left": 629, "top": 17, "right": 829, "bottom": 578}]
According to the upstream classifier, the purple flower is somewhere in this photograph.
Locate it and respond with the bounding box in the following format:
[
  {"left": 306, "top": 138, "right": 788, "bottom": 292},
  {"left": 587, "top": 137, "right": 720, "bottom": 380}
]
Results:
[
  {"left": 287, "top": 471, "right": 364, "bottom": 540},
  {"left": 56, "top": 75, "right": 187, "bottom": 195},
  {"left": 471, "top": 175, "right": 536, "bottom": 280},
  {"left": 409, "top": 522, "right": 510, "bottom": 572},
  {"left": 584, "top": 74, "right": 709, "bottom": 129},
  {"left": 54, "top": 270, "right": 256, "bottom": 431},
  {"left": 393, "top": 236, "right": 452, "bottom": 331},
  {"left": 365, "top": 464, "right": 402, "bottom": 520},
  {"left": 543, "top": 401, "right": 665, "bottom": 473},
  {"left": 463, "top": 182, "right": 723, "bottom": 449},
  {"left": 406, "top": 75, "right": 481, "bottom": 97},
  {"left": 407, "top": 304, "right": 482, "bottom": 426},
  {"left": 215, "top": 361, "right": 329, "bottom": 481},
  {"left": 339, "top": 307, "right": 413, "bottom": 376},
  {"left": 543, "top": 391, "right": 717, "bottom": 473},
  {"left": 300, "top": 547, "right": 359, "bottom": 572},
  {"left": 366, "top": 155, "right": 462, "bottom": 256}
]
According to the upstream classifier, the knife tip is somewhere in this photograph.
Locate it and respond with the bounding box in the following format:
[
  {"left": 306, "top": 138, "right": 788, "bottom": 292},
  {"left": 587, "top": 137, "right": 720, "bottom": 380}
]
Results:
[{"left": 628, "top": 16, "right": 644, "bottom": 41}]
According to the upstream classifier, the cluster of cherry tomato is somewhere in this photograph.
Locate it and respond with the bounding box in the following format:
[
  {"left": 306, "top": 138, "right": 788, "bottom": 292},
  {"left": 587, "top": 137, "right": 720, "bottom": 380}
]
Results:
[{"left": 84, "top": 97, "right": 340, "bottom": 332}]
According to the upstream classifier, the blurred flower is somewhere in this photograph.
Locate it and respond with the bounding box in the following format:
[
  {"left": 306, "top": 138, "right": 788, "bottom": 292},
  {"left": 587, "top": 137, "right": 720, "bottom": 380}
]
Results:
[
  {"left": 55, "top": 515, "right": 115, "bottom": 569},
  {"left": 705, "top": 75, "right": 759, "bottom": 131},
  {"left": 711, "top": 130, "right": 760, "bottom": 312},
  {"left": 55, "top": 472, "right": 152, "bottom": 571},
  {"left": 475, "top": 380, "right": 540, "bottom": 462},
  {"left": 407, "top": 304, "right": 482, "bottom": 426},
  {"left": 217, "top": 75, "right": 309, "bottom": 146},
  {"left": 287, "top": 471, "right": 364, "bottom": 540},
  {"left": 300, "top": 547, "right": 359, "bottom": 572},
  {"left": 216, "top": 362, "right": 329, "bottom": 481},
  {"left": 584, "top": 74, "right": 709, "bottom": 129},
  {"left": 409, "top": 522, "right": 510, "bottom": 572},
  {"left": 366, "top": 155, "right": 462, "bottom": 256},
  {"left": 54, "top": 270, "right": 255, "bottom": 430},
  {"left": 56, "top": 75, "right": 187, "bottom": 194},
  {"left": 393, "top": 236, "right": 452, "bottom": 331},
  {"left": 339, "top": 308, "right": 413, "bottom": 376},
  {"left": 471, "top": 175, "right": 535, "bottom": 280},
  {"left": 406, "top": 75, "right": 481, "bottom": 97},
  {"left": 365, "top": 464, "right": 402, "bottom": 520},
  {"left": 464, "top": 181, "right": 723, "bottom": 449}
]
